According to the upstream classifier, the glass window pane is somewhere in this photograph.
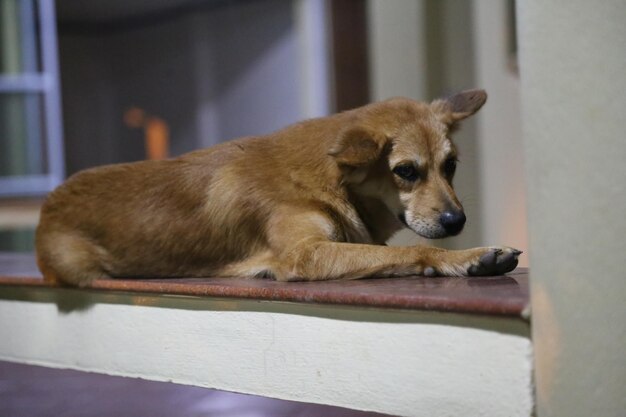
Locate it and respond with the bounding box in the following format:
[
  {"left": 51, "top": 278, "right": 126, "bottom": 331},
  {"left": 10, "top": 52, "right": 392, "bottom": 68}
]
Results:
[
  {"left": 0, "top": 93, "right": 47, "bottom": 177},
  {"left": 0, "top": 0, "right": 41, "bottom": 74},
  {"left": 0, "top": 228, "right": 35, "bottom": 252}
]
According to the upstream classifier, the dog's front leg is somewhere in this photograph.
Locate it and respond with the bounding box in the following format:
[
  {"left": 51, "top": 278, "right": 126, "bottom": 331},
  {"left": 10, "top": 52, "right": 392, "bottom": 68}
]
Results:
[
  {"left": 267, "top": 209, "right": 520, "bottom": 281},
  {"left": 276, "top": 241, "right": 519, "bottom": 281}
]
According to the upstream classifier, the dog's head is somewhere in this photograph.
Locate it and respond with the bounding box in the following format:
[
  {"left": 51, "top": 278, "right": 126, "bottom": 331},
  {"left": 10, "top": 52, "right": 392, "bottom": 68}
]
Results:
[{"left": 329, "top": 89, "right": 487, "bottom": 239}]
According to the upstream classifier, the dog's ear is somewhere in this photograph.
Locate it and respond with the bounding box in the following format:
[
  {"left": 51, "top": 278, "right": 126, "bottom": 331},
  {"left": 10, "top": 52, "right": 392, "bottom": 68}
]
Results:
[
  {"left": 328, "top": 125, "right": 386, "bottom": 167},
  {"left": 431, "top": 89, "right": 487, "bottom": 126}
]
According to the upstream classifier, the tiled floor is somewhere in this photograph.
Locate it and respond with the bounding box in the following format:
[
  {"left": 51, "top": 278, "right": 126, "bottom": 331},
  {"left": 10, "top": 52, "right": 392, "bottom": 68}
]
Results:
[{"left": 0, "top": 361, "right": 391, "bottom": 417}]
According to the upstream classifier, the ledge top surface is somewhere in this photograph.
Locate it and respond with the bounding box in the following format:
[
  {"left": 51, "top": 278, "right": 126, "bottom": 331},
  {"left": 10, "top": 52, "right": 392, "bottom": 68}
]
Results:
[{"left": 0, "top": 253, "right": 529, "bottom": 317}]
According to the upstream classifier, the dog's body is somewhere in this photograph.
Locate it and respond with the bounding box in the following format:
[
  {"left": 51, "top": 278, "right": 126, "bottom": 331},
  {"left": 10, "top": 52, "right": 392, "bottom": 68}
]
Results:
[{"left": 36, "top": 90, "right": 520, "bottom": 286}]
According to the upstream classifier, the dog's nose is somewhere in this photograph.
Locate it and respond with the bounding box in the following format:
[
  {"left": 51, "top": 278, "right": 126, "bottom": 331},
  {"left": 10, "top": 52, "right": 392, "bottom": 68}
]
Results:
[{"left": 439, "top": 210, "right": 466, "bottom": 236}]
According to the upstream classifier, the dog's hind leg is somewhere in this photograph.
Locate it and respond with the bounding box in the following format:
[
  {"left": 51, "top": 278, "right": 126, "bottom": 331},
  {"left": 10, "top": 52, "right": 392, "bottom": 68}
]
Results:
[{"left": 36, "top": 230, "right": 111, "bottom": 286}]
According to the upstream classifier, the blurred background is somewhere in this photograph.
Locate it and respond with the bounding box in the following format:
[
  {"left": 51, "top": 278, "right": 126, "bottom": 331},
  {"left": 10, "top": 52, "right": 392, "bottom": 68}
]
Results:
[
  {"left": 0, "top": 0, "right": 527, "bottom": 264},
  {"left": 3, "top": 2, "right": 625, "bottom": 416}
]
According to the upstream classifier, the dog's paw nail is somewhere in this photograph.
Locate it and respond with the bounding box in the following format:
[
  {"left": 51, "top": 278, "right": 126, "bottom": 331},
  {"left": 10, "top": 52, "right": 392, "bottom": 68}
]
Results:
[
  {"left": 424, "top": 266, "right": 437, "bottom": 277},
  {"left": 494, "top": 249, "right": 520, "bottom": 274},
  {"left": 471, "top": 247, "right": 522, "bottom": 276},
  {"left": 499, "top": 250, "right": 515, "bottom": 262}
]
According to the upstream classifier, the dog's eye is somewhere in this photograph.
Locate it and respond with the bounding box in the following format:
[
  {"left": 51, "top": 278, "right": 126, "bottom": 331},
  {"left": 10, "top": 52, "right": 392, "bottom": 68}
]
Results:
[
  {"left": 393, "top": 165, "right": 419, "bottom": 181},
  {"left": 444, "top": 158, "right": 457, "bottom": 177}
]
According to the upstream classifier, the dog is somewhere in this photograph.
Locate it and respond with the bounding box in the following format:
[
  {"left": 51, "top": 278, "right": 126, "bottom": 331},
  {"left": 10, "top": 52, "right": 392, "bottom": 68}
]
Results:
[{"left": 36, "top": 89, "right": 520, "bottom": 286}]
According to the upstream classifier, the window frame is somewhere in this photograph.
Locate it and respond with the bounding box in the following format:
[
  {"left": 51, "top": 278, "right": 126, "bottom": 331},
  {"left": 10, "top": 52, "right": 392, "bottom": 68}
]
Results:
[{"left": 0, "top": 0, "right": 64, "bottom": 197}]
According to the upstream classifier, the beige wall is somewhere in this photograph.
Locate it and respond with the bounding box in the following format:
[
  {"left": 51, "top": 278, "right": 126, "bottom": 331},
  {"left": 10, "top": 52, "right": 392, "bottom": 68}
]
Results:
[
  {"left": 472, "top": 0, "right": 528, "bottom": 265},
  {"left": 366, "top": 0, "right": 427, "bottom": 101},
  {"left": 517, "top": 1, "right": 626, "bottom": 416}
]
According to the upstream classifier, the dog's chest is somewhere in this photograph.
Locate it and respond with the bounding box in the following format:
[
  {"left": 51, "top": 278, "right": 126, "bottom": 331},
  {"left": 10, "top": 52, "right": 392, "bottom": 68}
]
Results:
[{"left": 337, "top": 206, "right": 375, "bottom": 244}]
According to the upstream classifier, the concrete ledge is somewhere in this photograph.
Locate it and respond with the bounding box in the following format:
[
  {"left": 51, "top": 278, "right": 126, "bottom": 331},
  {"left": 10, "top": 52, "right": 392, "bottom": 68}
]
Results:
[{"left": 0, "top": 253, "right": 533, "bottom": 416}]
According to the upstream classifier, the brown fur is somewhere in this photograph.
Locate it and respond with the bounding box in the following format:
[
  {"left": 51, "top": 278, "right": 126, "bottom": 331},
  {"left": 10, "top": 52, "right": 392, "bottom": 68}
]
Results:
[{"left": 36, "top": 89, "right": 520, "bottom": 286}]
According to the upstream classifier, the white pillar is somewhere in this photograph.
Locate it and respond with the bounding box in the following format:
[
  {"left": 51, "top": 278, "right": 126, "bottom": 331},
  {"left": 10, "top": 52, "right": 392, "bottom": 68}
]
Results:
[{"left": 517, "top": 1, "right": 626, "bottom": 416}]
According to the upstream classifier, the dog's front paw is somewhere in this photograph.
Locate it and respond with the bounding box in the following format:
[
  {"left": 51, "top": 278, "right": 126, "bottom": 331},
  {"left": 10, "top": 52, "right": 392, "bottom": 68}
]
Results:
[{"left": 467, "top": 247, "right": 521, "bottom": 276}]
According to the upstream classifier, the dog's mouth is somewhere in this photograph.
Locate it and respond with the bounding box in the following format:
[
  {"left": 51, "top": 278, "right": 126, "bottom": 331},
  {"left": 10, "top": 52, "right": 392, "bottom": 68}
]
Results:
[{"left": 397, "top": 212, "right": 452, "bottom": 239}]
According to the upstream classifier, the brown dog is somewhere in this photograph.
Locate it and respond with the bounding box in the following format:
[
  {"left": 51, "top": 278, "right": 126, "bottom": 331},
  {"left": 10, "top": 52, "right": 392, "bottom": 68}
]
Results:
[{"left": 36, "top": 89, "right": 520, "bottom": 286}]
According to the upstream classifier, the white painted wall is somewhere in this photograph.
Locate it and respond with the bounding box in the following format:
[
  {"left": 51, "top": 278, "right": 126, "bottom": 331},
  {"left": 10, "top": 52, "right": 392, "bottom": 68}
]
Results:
[
  {"left": 366, "top": 0, "right": 428, "bottom": 247},
  {"left": 422, "top": 1, "right": 483, "bottom": 253},
  {"left": 366, "top": 0, "right": 427, "bottom": 102},
  {"left": 0, "top": 289, "right": 533, "bottom": 417},
  {"left": 472, "top": 0, "right": 528, "bottom": 265},
  {"left": 517, "top": 1, "right": 626, "bottom": 416}
]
